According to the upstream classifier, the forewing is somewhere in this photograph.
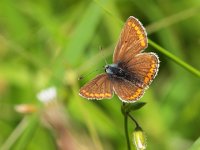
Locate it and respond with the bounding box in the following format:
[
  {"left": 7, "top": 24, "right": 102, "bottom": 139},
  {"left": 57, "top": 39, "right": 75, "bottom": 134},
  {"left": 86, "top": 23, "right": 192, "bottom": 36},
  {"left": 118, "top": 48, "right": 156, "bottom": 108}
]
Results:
[
  {"left": 112, "top": 78, "right": 145, "bottom": 102},
  {"left": 113, "top": 16, "right": 148, "bottom": 63},
  {"left": 123, "top": 52, "right": 159, "bottom": 88},
  {"left": 79, "top": 74, "right": 113, "bottom": 100}
]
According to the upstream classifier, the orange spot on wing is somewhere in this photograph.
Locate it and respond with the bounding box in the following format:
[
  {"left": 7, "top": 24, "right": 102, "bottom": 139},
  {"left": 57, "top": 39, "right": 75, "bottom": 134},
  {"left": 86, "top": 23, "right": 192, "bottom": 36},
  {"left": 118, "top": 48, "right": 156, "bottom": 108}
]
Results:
[
  {"left": 147, "top": 73, "right": 152, "bottom": 78},
  {"left": 90, "top": 93, "right": 94, "bottom": 97},
  {"left": 134, "top": 26, "right": 139, "bottom": 30},
  {"left": 139, "top": 35, "right": 144, "bottom": 40},
  {"left": 105, "top": 93, "right": 111, "bottom": 97},
  {"left": 99, "top": 93, "right": 104, "bottom": 97},
  {"left": 128, "top": 21, "right": 132, "bottom": 26},
  {"left": 151, "top": 64, "right": 156, "bottom": 68},
  {"left": 144, "top": 77, "right": 149, "bottom": 84},
  {"left": 150, "top": 68, "right": 154, "bottom": 73},
  {"left": 132, "top": 23, "right": 135, "bottom": 27},
  {"left": 141, "top": 40, "right": 145, "bottom": 47},
  {"left": 95, "top": 93, "right": 100, "bottom": 97},
  {"left": 127, "top": 88, "right": 143, "bottom": 100},
  {"left": 137, "top": 30, "right": 141, "bottom": 34},
  {"left": 143, "top": 60, "right": 158, "bottom": 84}
]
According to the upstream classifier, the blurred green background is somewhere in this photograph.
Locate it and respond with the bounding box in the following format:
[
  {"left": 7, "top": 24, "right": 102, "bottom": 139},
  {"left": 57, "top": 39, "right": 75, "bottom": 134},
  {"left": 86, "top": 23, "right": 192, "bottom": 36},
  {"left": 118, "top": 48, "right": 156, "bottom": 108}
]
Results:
[{"left": 0, "top": 0, "right": 200, "bottom": 150}]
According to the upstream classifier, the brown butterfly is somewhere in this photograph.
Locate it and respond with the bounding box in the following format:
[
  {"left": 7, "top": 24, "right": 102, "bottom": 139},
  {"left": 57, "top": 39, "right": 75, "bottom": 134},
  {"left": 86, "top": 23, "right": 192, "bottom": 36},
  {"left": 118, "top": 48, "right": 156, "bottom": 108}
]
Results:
[{"left": 79, "top": 16, "right": 159, "bottom": 103}]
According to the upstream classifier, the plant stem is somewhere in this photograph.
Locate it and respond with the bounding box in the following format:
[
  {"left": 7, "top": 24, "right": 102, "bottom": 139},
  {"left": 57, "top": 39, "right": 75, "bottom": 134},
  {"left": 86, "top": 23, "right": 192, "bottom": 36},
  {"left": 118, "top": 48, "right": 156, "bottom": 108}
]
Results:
[
  {"left": 127, "top": 113, "right": 139, "bottom": 128},
  {"left": 148, "top": 39, "right": 200, "bottom": 77},
  {"left": 0, "top": 117, "right": 28, "bottom": 150},
  {"left": 124, "top": 114, "right": 131, "bottom": 150}
]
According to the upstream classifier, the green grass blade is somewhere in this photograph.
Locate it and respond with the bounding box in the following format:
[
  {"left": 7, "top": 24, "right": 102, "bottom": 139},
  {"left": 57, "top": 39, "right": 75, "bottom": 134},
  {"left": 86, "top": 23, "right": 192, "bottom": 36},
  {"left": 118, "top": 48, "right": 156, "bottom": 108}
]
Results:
[
  {"left": 149, "top": 39, "right": 200, "bottom": 77},
  {"left": 188, "top": 137, "right": 200, "bottom": 150}
]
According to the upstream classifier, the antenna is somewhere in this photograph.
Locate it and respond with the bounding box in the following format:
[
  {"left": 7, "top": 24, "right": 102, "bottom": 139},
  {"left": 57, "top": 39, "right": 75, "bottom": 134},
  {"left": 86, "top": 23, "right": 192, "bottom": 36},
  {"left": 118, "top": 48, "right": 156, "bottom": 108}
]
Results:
[
  {"left": 78, "top": 46, "right": 109, "bottom": 80},
  {"left": 99, "top": 46, "right": 108, "bottom": 65},
  {"left": 78, "top": 67, "right": 104, "bottom": 80}
]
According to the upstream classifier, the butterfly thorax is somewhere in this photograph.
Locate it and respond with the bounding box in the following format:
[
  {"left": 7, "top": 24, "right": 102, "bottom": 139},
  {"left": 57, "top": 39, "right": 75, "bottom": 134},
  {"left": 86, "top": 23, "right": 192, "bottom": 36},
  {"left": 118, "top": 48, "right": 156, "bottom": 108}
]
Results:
[
  {"left": 105, "top": 63, "right": 143, "bottom": 88},
  {"left": 105, "top": 64, "right": 130, "bottom": 79}
]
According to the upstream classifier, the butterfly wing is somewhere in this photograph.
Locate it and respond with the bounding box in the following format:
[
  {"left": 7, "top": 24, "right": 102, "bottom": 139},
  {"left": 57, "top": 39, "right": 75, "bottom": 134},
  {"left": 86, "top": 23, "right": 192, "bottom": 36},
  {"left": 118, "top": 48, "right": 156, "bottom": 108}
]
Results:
[
  {"left": 112, "top": 78, "right": 145, "bottom": 102},
  {"left": 79, "top": 74, "right": 113, "bottom": 100},
  {"left": 120, "top": 52, "right": 159, "bottom": 88},
  {"left": 113, "top": 16, "right": 148, "bottom": 64},
  {"left": 118, "top": 52, "right": 159, "bottom": 88}
]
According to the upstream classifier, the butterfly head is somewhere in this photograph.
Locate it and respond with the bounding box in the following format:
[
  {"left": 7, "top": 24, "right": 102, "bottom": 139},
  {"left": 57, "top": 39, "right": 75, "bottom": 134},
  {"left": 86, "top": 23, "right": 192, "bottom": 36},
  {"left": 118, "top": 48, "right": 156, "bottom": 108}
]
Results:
[{"left": 105, "top": 64, "right": 118, "bottom": 75}]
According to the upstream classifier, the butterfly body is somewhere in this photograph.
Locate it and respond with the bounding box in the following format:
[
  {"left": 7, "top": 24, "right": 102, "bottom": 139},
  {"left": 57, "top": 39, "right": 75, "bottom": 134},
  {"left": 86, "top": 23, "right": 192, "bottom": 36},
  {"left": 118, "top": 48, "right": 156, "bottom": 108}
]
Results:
[
  {"left": 105, "top": 63, "right": 143, "bottom": 88},
  {"left": 79, "top": 16, "right": 160, "bottom": 102},
  {"left": 105, "top": 63, "right": 128, "bottom": 78}
]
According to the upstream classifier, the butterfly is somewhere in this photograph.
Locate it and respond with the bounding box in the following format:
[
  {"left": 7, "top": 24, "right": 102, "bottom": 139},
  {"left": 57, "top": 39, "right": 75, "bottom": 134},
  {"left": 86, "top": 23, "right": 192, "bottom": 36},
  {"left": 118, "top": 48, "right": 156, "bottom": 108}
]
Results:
[{"left": 79, "top": 16, "right": 159, "bottom": 103}]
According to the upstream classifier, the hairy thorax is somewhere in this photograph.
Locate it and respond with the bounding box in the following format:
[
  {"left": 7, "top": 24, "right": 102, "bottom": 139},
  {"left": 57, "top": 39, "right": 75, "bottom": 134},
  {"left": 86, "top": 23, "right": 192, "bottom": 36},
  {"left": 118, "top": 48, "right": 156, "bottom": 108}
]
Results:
[{"left": 105, "top": 63, "right": 143, "bottom": 87}]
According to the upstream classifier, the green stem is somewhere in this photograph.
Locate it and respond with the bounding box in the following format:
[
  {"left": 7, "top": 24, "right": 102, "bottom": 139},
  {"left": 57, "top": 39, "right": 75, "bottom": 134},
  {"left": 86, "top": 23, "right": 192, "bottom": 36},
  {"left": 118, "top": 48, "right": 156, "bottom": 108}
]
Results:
[
  {"left": 127, "top": 113, "right": 139, "bottom": 128},
  {"left": 1, "top": 117, "right": 28, "bottom": 150},
  {"left": 148, "top": 39, "right": 200, "bottom": 77},
  {"left": 124, "top": 113, "right": 131, "bottom": 150}
]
